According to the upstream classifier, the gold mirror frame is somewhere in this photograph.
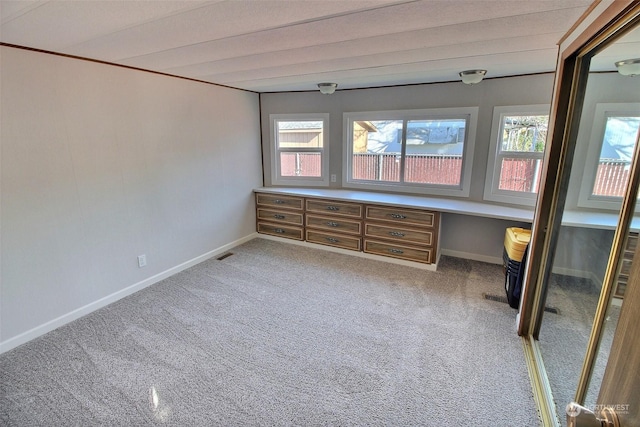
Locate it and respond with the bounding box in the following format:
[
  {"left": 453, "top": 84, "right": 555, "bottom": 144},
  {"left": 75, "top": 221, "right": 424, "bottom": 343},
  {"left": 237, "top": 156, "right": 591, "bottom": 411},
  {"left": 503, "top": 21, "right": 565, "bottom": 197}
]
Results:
[{"left": 517, "top": 1, "right": 640, "bottom": 424}]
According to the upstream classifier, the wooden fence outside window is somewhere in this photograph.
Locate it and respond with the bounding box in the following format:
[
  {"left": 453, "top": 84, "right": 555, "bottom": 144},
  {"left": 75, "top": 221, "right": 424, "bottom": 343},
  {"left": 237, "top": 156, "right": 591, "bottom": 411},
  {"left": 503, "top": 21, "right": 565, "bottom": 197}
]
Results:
[{"left": 280, "top": 153, "right": 629, "bottom": 197}]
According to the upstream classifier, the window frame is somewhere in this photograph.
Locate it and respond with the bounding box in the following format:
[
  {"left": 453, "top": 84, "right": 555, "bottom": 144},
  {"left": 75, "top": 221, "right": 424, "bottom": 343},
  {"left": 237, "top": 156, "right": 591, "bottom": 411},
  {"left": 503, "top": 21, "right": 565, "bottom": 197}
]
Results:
[
  {"left": 270, "top": 113, "right": 330, "bottom": 187},
  {"left": 577, "top": 102, "right": 640, "bottom": 210},
  {"left": 342, "top": 107, "right": 478, "bottom": 197},
  {"left": 483, "top": 105, "right": 550, "bottom": 206}
]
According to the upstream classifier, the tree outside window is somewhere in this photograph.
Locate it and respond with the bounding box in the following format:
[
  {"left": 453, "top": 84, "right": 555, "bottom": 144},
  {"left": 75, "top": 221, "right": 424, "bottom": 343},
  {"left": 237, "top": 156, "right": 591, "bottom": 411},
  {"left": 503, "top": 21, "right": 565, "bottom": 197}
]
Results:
[{"left": 484, "top": 105, "right": 550, "bottom": 206}]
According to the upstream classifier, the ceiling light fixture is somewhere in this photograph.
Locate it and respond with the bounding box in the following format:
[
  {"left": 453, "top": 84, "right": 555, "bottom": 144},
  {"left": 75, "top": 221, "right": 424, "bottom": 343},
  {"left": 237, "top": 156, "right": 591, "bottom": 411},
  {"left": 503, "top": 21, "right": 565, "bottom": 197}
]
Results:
[
  {"left": 459, "top": 69, "right": 487, "bottom": 85},
  {"left": 615, "top": 58, "right": 640, "bottom": 76},
  {"left": 317, "top": 82, "right": 338, "bottom": 94}
]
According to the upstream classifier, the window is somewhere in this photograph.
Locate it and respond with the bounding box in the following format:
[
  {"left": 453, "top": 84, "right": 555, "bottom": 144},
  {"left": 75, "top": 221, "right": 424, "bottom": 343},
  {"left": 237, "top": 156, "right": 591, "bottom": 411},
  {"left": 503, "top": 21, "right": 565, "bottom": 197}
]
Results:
[
  {"left": 343, "top": 107, "right": 478, "bottom": 197},
  {"left": 484, "top": 105, "right": 550, "bottom": 206},
  {"left": 270, "top": 114, "right": 330, "bottom": 186},
  {"left": 578, "top": 103, "right": 640, "bottom": 210}
]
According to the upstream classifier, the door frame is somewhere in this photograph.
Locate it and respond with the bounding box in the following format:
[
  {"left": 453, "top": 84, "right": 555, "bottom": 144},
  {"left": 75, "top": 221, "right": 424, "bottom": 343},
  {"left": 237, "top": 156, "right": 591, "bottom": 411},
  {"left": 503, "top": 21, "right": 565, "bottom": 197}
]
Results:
[{"left": 516, "top": 1, "right": 640, "bottom": 424}]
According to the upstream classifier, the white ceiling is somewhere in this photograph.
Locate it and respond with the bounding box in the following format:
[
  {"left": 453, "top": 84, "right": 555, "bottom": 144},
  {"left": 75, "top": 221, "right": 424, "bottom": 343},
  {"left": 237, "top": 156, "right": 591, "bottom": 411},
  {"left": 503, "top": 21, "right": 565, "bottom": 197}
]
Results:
[
  {"left": 590, "top": 24, "right": 640, "bottom": 72},
  {"left": 0, "top": 0, "right": 616, "bottom": 93}
]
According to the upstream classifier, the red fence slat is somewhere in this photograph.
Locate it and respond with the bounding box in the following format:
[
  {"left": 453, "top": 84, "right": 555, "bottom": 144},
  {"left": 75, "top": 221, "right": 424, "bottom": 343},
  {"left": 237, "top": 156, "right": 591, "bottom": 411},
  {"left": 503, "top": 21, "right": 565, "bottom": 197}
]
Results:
[{"left": 280, "top": 153, "right": 628, "bottom": 197}]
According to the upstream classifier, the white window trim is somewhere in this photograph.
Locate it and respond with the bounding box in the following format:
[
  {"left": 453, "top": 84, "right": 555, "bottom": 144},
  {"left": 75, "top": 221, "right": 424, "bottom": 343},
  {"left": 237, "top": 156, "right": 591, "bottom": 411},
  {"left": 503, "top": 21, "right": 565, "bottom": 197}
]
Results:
[
  {"left": 341, "top": 107, "right": 478, "bottom": 198},
  {"left": 270, "top": 113, "right": 330, "bottom": 187},
  {"left": 483, "top": 104, "right": 550, "bottom": 206},
  {"left": 577, "top": 103, "right": 640, "bottom": 210}
]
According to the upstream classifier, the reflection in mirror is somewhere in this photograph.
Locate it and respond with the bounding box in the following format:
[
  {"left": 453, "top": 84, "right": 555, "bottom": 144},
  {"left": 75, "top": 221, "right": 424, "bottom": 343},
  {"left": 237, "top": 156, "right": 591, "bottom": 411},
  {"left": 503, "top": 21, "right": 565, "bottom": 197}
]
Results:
[
  {"left": 537, "top": 22, "right": 640, "bottom": 426},
  {"left": 578, "top": 103, "right": 640, "bottom": 209}
]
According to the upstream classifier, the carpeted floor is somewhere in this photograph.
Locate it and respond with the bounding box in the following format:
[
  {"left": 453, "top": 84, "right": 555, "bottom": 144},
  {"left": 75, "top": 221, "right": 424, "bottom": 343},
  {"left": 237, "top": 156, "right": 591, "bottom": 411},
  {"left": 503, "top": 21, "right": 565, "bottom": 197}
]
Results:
[
  {"left": 538, "top": 274, "right": 620, "bottom": 426},
  {"left": 0, "top": 238, "right": 540, "bottom": 426}
]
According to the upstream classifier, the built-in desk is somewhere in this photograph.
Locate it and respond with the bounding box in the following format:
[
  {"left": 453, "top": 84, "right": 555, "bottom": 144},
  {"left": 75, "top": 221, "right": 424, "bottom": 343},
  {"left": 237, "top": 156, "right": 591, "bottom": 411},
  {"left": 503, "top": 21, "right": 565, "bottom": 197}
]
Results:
[
  {"left": 254, "top": 188, "right": 442, "bottom": 267},
  {"left": 254, "top": 188, "right": 639, "bottom": 296},
  {"left": 255, "top": 187, "right": 535, "bottom": 223},
  {"left": 561, "top": 210, "right": 640, "bottom": 231},
  {"left": 255, "top": 187, "right": 640, "bottom": 231}
]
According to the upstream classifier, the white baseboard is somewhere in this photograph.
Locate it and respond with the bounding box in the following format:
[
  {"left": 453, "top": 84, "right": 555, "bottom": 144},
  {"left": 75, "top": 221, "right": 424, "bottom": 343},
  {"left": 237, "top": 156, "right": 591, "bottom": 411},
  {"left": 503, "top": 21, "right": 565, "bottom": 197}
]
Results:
[
  {"left": 549, "top": 266, "right": 592, "bottom": 279},
  {"left": 440, "top": 251, "right": 601, "bottom": 286},
  {"left": 550, "top": 267, "right": 605, "bottom": 290},
  {"left": 440, "top": 248, "right": 503, "bottom": 265},
  {"left": 257, "top": 234, "right": 438, "bottom": 271},
  {"left": 2, "top": 232, "right": 608, "bottom": 354},
  {"left": 0, "top": 233, "right": 258, "bottom": 355}
]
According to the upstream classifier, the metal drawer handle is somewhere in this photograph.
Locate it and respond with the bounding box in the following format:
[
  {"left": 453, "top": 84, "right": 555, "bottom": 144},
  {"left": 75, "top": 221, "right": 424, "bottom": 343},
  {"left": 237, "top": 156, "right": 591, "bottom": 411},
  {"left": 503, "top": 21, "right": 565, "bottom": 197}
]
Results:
[
  {"left": 326, "top": 206, "right": 340, "bottom": 211},
  {"left": 388, "top": 248, "right": 404, "bottom": 254},
  {"left": 274, "top": 214, "right": 286, "bottom": 219},
  {"left": 389, "top": 231, "right": 405, "bottom": 237},
  {"left": 274, "top": 228, "right": 285, "bottom": 234},
  {"left": 326, "top": 237, "right": 339, "bottom": 243},
  {"left": 390, "top": 213, "right": 407, "bottom": 219},
  {"left": 274, "top": 199, "right": 286, "bottom": 204},
  {"left": 326, "top": 221, "right": 339, "bottom": 227}
]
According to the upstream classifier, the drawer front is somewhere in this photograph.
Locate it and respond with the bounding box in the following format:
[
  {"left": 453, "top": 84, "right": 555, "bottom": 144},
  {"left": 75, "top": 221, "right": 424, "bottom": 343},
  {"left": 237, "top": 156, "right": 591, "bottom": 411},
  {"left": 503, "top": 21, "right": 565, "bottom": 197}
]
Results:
[
  {"left": 364, "top": 223, "right": 433, "bottom": 246},
  {"left": 306, "top": 199, "right": 363, "bottom": 218},
  {"left": 626, "top": 232, "right": 638, "bottom": 252},
  {"left": 363, "top": 239, "right": 433, "bottom": 264},
  {"left": 618, "top": 257, "right": 633, "bottom": 282},
  {"left": 614, "top": 231, "right": 637, "bottom": 299},
  {"left": 614, "top": 253, "right": 633, "bottom": 298},
  {"left": 306, "top": 230, "right": 361, "bottom": 251},
  {"left": 256, "top": 193, "right": 304, "bottom": 211},
  {"left": 615, "top": 279, "right": 627, "bottom": 298},
  {"left": 257, "top": 208, "right": 303, "bottom": 226},
  {"left": 365, "top": 205, "right": 436, "bottom": 228},
  {"left": 257, "top": 222, "right": 303, "bottom": 240},
  {"left": 306, "top": 214, "right": 362, "bottom": 235}
]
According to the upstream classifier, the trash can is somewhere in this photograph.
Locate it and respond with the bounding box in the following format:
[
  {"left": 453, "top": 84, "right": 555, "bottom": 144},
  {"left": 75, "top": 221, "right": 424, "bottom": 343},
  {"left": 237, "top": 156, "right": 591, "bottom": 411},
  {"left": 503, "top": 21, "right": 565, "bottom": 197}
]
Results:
[{"left": 503, "top": 227, "right": 531, "bottom": 309}]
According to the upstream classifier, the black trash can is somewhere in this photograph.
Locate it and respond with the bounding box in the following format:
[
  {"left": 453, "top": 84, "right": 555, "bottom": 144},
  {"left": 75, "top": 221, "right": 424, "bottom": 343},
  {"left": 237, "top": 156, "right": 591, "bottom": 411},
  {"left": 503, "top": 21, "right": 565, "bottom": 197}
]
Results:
[{"left": 503, "top": 228, "right": 531, "bottom": 309}]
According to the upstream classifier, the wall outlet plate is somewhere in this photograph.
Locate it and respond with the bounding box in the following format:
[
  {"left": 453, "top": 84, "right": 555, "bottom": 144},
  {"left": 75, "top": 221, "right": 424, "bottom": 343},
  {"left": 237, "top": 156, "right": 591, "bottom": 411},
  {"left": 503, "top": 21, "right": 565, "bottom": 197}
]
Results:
[{"left": 137, "top": 255, "right": 147, "bottom": 268}]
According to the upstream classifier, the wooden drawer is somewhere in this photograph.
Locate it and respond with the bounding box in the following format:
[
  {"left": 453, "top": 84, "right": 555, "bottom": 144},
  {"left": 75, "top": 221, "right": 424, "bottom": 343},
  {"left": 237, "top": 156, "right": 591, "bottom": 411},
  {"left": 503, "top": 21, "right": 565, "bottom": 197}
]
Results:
[
  {"left": 306, "top": 230, "right": 361, "bottom": 251},
  {"left": 615, "top": 231, "right": 637, "bottom": 299},
  {"left": 365, "top": 205, "right": 436, "bottom": 228},
  {"left": 364, "top": 223, "right": 433, "bottom": 246},
  {"left": 626, "top": 232, "right": 638, "bottom": 253},
  {"left": 615, "top": 279, "right": 627, "bottom": 298},
  {"left": 616, "top": 257, "right": 633, "bottom": 296},
  {"left": 306, "top": 214, "right": 362, "bottom": 235},
  {"left": 257, "top": 222, "right": 303, "bottom": 240},
  {"left": 620, "top": 255, "right": 634, "bottom": 277},
  {"left": 256, "top": 193, "right": 304, "bottom": 211},
  {"left": 306, "top": 199, "right": 363, "bottom": 218},
  {"left": 257, "top": 208, "right": 303, "bottom": 226},
  {"left": 363, "top": 239, "right": 433, "bottom": 264}
]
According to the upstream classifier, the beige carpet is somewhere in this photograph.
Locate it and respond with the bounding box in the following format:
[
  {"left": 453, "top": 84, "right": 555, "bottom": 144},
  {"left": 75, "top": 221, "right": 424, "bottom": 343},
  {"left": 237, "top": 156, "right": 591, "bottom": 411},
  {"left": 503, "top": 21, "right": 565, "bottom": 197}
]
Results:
[
  {"left": 538, "top": 273, "right": 621, "bottom": 426},
  {"left": 0, "top": 238, "right": 539, "bottom": 426}
]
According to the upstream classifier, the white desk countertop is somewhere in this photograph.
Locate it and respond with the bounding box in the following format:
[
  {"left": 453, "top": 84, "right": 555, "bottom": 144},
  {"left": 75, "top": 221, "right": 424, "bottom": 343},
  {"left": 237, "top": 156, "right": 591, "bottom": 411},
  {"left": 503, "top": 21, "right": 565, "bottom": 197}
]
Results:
[
  {"left": 256, "top": 187, "right": 533, "bottom": 221},
  {"left": 255, "top": 187, "right": 640, "bottom": 231}
]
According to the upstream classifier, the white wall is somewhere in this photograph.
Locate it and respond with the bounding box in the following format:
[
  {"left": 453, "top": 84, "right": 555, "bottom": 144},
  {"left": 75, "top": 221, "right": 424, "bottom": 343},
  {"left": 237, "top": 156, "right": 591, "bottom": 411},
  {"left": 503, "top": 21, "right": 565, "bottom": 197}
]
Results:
[
  {"left": 259, "top": 73, "right": 640, "bottom": 266},
  {"left": 0, "top": 46, "right": 263, "bottom": 352},
  {"left": 260, "top": 74, "right": 556, "bottom": 260}
]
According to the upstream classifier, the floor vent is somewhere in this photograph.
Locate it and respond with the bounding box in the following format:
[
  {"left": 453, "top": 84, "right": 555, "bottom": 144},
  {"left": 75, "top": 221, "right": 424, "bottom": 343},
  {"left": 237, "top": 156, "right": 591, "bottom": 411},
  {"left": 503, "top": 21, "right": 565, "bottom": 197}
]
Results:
[
  {"left": 216, "top": 252, "right": 233, "bottom": 261},
  {"left": 483, "top": 293, "right": 509, "bottom": 304},
  {"left": 482, "top": 293, "right": 559, "bottom": 314}
]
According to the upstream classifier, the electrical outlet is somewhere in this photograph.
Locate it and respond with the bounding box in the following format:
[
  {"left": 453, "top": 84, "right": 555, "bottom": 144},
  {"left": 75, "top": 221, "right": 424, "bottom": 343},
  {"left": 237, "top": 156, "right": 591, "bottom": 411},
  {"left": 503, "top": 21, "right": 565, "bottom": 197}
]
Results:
[
  {"left": 137, "top": 254, "right": 147, "bottom": 268},
  {"left": 330, "top": 174, "right": 337, "bottom": 182}
]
